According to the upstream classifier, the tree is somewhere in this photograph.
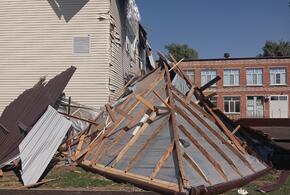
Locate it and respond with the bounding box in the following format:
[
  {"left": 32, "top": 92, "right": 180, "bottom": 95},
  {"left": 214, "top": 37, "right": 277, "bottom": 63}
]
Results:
[
  {"left": 165, "top": 43, "right": 198, "bottom": 61},
  {"left": 258, "top": 40, "right": 290, "bottom": 57}
]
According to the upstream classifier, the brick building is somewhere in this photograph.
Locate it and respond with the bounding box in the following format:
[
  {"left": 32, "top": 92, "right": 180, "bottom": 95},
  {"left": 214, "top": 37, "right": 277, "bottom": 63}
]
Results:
[{"left": 180, "top": 56, "right": 290, "bottom": 120}]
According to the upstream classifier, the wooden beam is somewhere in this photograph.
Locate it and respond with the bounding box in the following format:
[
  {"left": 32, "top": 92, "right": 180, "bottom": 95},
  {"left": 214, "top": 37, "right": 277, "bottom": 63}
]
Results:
[
  {"left": 179, "top": 125, "right": 229, "bottom": 180},
  {"left": 203, "top": 103, "right": 246, "bottom": 154},
  {"left": 72, "top": 134, "right": 86, "bottom": 161},
  {"left": 135, "top": 94, "right": 155, "bottom": 111},
  {"left": 182, "top": 152, "right": 211, "bottom": 185},
  {"left": 110, "top": 111, "right": 158, "bottom": 167},
  {"left": 185, "top": 86, "right": 195, "bottom": 104},
  {"left": 175, "top": 105, "right": 249, "bottom": 175},
  {"left": 82, "top": 161, "right": 179, "bottom": 192},
  {"left": 150, "top": 142, "right": 174, "bottom": 179},
  {"left": 58, "top": 112, "right": 99, "bottom": 127},
  {"left": 152, "top": 90, "right": 173, "bottom": 111},
  {"left": 125, "top": 116, "right": 169, "bottom": 172},
  {"left": 169, "top": 58, "right": 184, "bottom": 72},
  {"left": 114, "top": 107, "right": 134, "bottom": 120},
  {"left": 105, "top": 104, "right": 117, "bottom": 123},
  {"left": 231, "top": 125, "right": 241, "bottom": 135},
  {"left": 164, "top": 63, "right": 189, "bottom": 190},
  {"left": 200, "top": 76, "right": 221, "bottom": 92}
]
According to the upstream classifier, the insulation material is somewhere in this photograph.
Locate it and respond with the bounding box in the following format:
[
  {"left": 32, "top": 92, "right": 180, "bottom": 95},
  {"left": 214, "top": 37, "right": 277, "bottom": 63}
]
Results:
[{"left": 19, "top": 106, "right": 72, "bottom": 186}]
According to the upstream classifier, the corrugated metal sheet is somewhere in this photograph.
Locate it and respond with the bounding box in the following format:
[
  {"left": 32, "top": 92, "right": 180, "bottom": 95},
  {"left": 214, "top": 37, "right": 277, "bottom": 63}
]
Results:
[
  {"left": 0, "top": 0, "right": 111, "bottom": 112},
  {"left": 19, "top": 105, "right": 72, "bottom": 186},
  {"left": 0, "top": 67, "right": 75, "bottom": 167}
]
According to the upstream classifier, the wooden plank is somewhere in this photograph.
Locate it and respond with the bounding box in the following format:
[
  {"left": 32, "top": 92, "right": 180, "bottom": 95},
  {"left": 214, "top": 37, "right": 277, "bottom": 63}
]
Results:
[
  {"left": 110, "top": 111, "right": 158, "bottom": 167},
  {"left": 135, "top": 94, "right": 155, "bottom": 111},
  {"left": 179, "top": 125, "right": 229, "bottom": 180},
  {"left": 72, "top": 134, "right": 86, "bottom": 161},
  {"left": 171, "top": 86, "right": 215, "bottom": 121},
  {"left": 58, "top": 112, "right": 99, "bottom": 127},
  {"left": 114, "top": 107, "right": 134, "bottom": 120},
  {"left": 81, "top": 74, "right": 165, "bottom": 162},
  {"left": 105, "top": 104, "right": 117, "bottom": 123},
  {"left": 164, "top": 63, "right": 189, "bottom": 189},
  {"left": 175, "top": 105, "right": 248, "bottom": 175},
  {"left": 82, "top": 161, "right": 179, "bottom": 192},
  {"left": 231, "top": 125, "right": 241, "bottom": 135},
  {"left": 125, "top": 116, "right": 169, "bottom": 172},
  {"left": 169, "top": 58, "right": 184, "bottom": 72},
  {"left": 150, "top": 142, "right": 174, "bottom": 179},
  {"left": 91, "top": 130, "right": 126, "bottom": 165},
  {"left": 203, "top": 103, "right": 246, "bottom": 154},
  {"left": 185, "top": 86, "right": 195, "bottom": 104},
  {"left": 152, "top": 90, "right": 173, "bottom": 110},
  {"left": 199, "top": 76, "right": 221, "bottom": 92},
  {"left": 182, "top": 152, "right": 211, "bottom": 185}
]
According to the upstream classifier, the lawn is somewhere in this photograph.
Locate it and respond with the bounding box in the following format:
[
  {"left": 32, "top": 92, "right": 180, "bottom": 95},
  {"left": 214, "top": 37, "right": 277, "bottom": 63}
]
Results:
[
  {"left": 223, "top": 170, "right": 290, "bottom": 195},
  {"left": 0, "top": 165, "right": 289, "bottom": 194}
]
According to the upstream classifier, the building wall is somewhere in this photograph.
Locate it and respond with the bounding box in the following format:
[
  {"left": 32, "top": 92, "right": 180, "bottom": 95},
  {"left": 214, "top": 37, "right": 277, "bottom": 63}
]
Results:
[
  {"left": 181, "top": 58, "right": 290, "bottom": 120},
  {"left": 0, "top": 0, "right": 112, "bottom": 113}
]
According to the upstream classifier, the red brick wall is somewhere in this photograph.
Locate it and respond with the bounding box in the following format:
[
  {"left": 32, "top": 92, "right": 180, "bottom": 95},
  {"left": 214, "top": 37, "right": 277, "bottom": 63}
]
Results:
[{"left": 181, "top": 58, "right": 290, "bottom": 119}]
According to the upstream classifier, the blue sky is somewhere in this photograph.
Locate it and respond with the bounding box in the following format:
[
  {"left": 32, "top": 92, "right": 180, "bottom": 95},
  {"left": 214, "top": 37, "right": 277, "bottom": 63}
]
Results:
[{"left": 136, "top": 0, "right": 290, "bottom": 59}]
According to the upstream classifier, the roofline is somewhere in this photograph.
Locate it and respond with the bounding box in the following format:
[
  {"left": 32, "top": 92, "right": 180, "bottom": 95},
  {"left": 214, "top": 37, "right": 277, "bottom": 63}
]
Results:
[{"left": 182, "top": 56, "right": 290, "bottom": 62}]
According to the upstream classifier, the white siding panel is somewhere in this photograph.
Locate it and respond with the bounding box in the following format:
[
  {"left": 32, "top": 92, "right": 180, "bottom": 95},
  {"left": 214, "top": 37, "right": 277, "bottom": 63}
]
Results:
[{"left": 0, "top": 0, "right": 111, "bottom": 113}]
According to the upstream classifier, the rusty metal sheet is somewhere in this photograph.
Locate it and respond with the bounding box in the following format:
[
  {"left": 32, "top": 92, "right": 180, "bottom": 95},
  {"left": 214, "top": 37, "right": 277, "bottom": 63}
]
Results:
[{"left": 0, "top": 66, "right": 76, "bottom": 167}]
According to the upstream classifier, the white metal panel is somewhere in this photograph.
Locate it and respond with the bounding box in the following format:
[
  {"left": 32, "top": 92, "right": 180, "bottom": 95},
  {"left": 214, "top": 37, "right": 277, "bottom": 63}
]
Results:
[
  {"left": 19, "top": 106, "right": 72, "bottom": 186},
  {"left": 0, "top": 0, "right": 111, "bottom": 113},
  {"left": 270, "top": 95, "right": 288, "bottom": 118}
]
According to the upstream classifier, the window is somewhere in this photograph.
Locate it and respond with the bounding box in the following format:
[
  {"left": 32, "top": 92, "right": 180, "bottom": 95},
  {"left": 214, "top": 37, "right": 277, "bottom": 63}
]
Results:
[
  {"left": 209, "top": 96, "right": 217, "bottom": 107},
  {"left": 270, "top": 68, "right": 286, "bottom": 85},
  {"left": 224, "top": 97, "right": 240, "bottom": 113},
  {"left": 247, "top": 68, "right": 263, "bottom": 85},
  {"left": 73, "top": 36, "right": 90, "bottom": 54},
  {"left": 224, "top": 69, "right": 240, "bottom": 86},
  {"left": 247, "top": 96, "right": 264, "bottom": 118},
  {"left": 185, "top": 70, "right": 194, "bottom": 83},
  {"left": 201, "top": 70, "right": 217, "bottom": 86}
]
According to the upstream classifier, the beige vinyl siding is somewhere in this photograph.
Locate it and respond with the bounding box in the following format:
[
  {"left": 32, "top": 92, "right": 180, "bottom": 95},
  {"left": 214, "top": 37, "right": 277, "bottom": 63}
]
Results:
[{"left": 0, "top": 0, "right": 111, "bottom": 112}]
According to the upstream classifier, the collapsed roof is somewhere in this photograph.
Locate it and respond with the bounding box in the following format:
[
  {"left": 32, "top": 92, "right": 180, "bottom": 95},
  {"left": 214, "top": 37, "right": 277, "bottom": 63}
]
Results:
[{"left": 71, "top": 56, "right": 270, "bottom": 195}]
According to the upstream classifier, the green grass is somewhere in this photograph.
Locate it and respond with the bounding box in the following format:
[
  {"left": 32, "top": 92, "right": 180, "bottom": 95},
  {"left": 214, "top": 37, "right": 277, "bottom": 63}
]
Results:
[{"left": 223, "top": 170, "right": 290, "bottom": 195}]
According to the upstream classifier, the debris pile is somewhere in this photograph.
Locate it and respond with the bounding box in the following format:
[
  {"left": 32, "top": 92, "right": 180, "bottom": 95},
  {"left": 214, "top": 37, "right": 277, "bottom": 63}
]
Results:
[{"left": 0, "top": 56, "right": 273, "bottom": 194}]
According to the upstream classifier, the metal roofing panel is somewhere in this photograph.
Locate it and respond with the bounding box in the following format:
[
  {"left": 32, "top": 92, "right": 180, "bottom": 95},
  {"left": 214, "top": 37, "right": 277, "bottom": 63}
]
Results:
[
  {"left": 19, "top": 105, "right": 72, "bottom": 186},
  {"left": 0, "top": 66, "right": 75, "bottom": 167}
]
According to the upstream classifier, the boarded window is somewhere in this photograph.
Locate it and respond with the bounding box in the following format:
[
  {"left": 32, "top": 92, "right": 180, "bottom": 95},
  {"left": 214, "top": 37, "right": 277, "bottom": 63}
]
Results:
[{"left": 73, "top": 36, "right": 90, "bottom": 54}]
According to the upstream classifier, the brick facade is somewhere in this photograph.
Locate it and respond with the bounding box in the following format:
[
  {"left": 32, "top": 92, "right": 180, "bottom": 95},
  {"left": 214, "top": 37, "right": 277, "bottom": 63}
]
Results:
[{"left": 180, "top": 57, "right": 290, "bottom": 120}]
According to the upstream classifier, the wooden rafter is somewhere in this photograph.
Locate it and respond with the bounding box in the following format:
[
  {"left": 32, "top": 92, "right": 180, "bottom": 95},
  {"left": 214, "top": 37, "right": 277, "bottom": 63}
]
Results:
[
  {"left": 150, "top": 142, "right": 174, "bottom": 179},
  {"left": 185, "top": 85, "right": 195, "bottom": 104},
  {"left": 182, "top": 152, "right": 211, "bottom": 185},
  {"left": 172, "top": 92, "right": 252, "bottom": 173},
  {"left": 179, "top": 125, "right": 229, "bottom": 180},
  {"left": 175, "top": 105, "right": 249, "bottom": 175},
  {"left": 110, "top": 111, "right": 158, "bottom": 168},
  {"left": 152, "top": 90, "right": 173, "bottom": 111},
  {"left": 164, "top": 62, "right": 189, "bottom": 190},
  {"left": 125, "top": 116, "right": 169, "bottom": 172},
  {"left": 105, "top": 104, "right": 117, "bottom": 123},
  {"left": 135, "top": 94, "right": 155, "bottom": 111}
]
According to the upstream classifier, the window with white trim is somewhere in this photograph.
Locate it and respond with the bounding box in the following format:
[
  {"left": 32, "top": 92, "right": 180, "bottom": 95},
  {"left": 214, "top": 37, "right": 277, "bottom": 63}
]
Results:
[
  {"left": 185, "top": 70, "right": 194, "bottom": 83},
  {"left": 247, "top": 68, "right": 263, "bottom": 85},
  {"left": 270, "top": 68, "right": 286, "bottom": 85},
  {"left": 224, "top": 69, "right": 240, "bottom": 86},
  {"left": 201, "top": 70, "right": 217, "bottom": 86},
  {"left": 224, "top": 97, "right": 240, "bottom": 113},
  {"left": 73, "top": 36, "right": 90, "bottom": 54}
]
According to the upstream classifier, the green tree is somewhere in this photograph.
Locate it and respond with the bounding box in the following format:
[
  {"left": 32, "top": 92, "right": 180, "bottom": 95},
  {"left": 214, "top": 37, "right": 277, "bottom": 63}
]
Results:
[
  {"left": 165, "top": 43, "right": 198, "bottom": 61},
  {"left": 258, "top": 40, "right": 290, "bottom": 57}
]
